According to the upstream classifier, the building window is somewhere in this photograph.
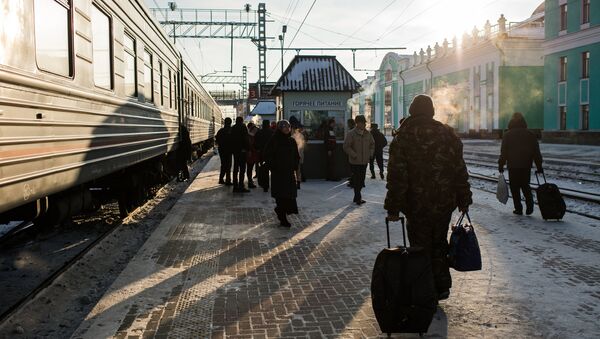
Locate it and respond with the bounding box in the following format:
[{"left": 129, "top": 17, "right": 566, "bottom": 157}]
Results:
[
  {"left": 91, "top": 5, "right": 112, "bottom": 89},
  {"left": 143, "top": 49, "right": 153, "bottom": 102},
  {"left": 581, "top": 105, "right": 589, "bottom": 130},
  {"left": 559, "top": 56, "right": 567, "bottom": 82},
  {"left": 582, "top": 0, "right": 590, "bottom": 24},
  {"left": 34, "top": 0, "right": 72, "bottom": 77},
  {"left": 123, "top": 33, "right": 136, "bottom": 97},
  {"left": 560, "top": 4, "right": 568, "bottom": 31},
  {"left": 582, "top": 52, "right": 590, "bottom": 78},
  {"left": 559, "top": 106, "right": 567, "bottom": 130}
]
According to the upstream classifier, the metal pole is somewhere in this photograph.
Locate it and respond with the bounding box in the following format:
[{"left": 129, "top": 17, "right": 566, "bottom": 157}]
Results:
[
  {"left": 230, "top": 25, "right": 234, "bottom": 73},
  {"left": 279, "top": 35, "right": 284, "bottom": 75}
]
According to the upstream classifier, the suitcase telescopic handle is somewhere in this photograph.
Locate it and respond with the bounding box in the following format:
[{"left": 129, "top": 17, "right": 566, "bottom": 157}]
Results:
[
  {"left": 385, "top": 217, "right": 406, "bottom": 249},
  {"left": 534, "top": 171, "right": 547, "bottom": 185}
]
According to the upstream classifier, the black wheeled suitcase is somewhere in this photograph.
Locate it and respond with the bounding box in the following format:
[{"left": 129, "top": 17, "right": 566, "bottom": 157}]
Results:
[
  {"left": 371, "top": 217, "right": 437, "bottom": 336},
  {"left": 535, "top": 173, "right": 566, "bottom": 221}
]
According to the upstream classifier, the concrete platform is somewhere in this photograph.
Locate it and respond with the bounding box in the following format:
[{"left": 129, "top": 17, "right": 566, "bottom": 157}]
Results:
[{"left": 72, "top": 156, "right": 600, "bottom": 338}]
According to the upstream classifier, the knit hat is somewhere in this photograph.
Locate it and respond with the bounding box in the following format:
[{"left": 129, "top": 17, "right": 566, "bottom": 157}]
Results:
[
  {"left": 409, "top": 94, "right": 435, "bottom": 117},
  {"left": 277, "top": 120, "right": 291, "bottom": 130}
]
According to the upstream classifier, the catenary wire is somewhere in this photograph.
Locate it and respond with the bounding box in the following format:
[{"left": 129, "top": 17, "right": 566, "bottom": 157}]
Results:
[
  {"left": 338, "top": 0, "right": 398, "bottom": 46},
  {"left": 267, "top": 0, "right": 318, "bottom": 79}
]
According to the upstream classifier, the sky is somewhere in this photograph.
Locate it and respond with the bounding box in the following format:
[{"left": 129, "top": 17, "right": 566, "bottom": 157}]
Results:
[{"left": 144, "top": 0, "right": 544, "bottom": 92}]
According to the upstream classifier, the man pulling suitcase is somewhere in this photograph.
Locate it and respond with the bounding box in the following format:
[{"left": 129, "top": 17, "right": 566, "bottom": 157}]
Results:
[{"left": 384, "top": 95, "right": 473, "bottom": 301}]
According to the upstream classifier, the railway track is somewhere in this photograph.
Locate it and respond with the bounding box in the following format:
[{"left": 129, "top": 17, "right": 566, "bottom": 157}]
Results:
[
  {"left": 0, "top": 217, "right": 122, "bottom": 323},
  {"left": 381, "top": 147, "right": 599, "bottom": 219},
  {"left": 0, "top": 153, "right": 213, "bottom": 325},
  {"left": 0, "top": 221, "right": 35, "bottom": 247},
  {"left": 468, "top": 171, "right": 600, "bottom": 203}
]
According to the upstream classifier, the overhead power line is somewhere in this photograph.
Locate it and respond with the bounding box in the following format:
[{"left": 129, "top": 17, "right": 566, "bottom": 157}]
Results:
[
  {"left": 266, "top": 12, "right": 378, "bottom": 45},
  {"left": 338, "top": 0, "right": 398, "bottom": 46},
  {"left": 267, "top": 0, "right": 318, "bottom": 79},
  {"left": 376, "top": 0, "right": 444, "bottom": 43}
]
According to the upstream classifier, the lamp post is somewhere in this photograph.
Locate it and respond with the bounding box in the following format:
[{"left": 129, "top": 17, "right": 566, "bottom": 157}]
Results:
[{"left": 279, "top": 25, "right": 287, "bottom": 75}]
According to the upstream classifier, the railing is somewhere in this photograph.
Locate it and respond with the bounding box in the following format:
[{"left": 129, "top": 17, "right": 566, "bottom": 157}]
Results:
[
  {"left": 405, "top": 19, "right": 545, "bottom": 68},
  {"left": 149, "top": 8, "right": 257, "bottom": 25}
]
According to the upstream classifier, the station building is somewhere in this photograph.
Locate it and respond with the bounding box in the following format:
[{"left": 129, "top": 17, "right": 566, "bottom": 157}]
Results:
[
  {"left": 356, "top": 8, "right": 546, "bottom": 136},
  {"left": 542, "top": 0, "right": 600, "bottom": 144}
]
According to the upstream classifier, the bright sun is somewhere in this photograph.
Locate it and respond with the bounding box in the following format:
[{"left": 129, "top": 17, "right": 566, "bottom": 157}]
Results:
[{"left": 431, "top": 1, "right": 488, "bottom": 40}]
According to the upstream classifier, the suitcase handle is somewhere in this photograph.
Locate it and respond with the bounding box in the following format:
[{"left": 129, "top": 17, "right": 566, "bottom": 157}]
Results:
[
  {"left": 534, "top": 172, "right": 547, "bottom": 185},
  {"left": 385, "top": 217, "right": 406, "bottom": 249}
]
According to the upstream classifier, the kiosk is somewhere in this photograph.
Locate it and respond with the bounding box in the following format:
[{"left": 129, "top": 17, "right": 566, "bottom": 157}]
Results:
[{"left": 271, "top": 55, "right": 361, "bottom": 179}]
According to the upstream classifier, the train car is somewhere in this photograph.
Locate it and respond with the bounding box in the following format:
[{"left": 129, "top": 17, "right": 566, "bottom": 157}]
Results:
[
  {"left": 0, "top": 0, "right": 221, "bottom": 223},
  {"left": 181, "top": 62, "right": 221, "bottom": 153}
]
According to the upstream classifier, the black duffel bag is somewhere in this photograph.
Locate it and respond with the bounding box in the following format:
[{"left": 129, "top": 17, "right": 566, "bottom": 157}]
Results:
[{"left": 448, "top": 212, "right": 482, "bottom": 272}]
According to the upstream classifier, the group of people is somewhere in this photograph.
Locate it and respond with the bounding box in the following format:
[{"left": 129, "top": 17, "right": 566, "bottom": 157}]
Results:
[
  {"left": 215, "top": 117, "right": 305, "bottom": 227},
  {"left": 213, "top": 94, "right": 543, "bottom": 302}
]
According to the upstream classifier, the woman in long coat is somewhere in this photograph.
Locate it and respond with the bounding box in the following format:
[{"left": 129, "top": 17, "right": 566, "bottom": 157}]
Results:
[{"left": 264, "top": 120, "right": 300, "bottom": 227}]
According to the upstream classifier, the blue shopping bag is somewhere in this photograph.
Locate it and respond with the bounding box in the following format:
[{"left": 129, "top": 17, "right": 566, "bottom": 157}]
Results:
[{"left": 448, "top": 212, "right": 482, "bottom": 272}]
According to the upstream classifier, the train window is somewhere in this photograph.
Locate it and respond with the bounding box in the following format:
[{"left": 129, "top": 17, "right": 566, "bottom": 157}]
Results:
[
  {"left": 175, "top": 73, "right": 179, "bottom": 110},
  {"left": 34, "top": 0, "right": 72, "bottom": 77},
  {"left": 123, "top": 33, "right": 136, "bottom": 97},
  {"left": 168, "top": 69, "right": 173, "bottom": 109},
  {"left": 143, "top": 49, "right": 153, "bottom": 102},
  {"left": 159, "top": 61, "right": 164, "bottom": 106},
  {"left": 91, "top": 4, "right": 112, "bottom": 89}
]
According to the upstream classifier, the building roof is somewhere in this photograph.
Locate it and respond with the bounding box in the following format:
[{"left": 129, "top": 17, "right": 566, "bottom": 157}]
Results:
[
  {"left": 271, "top": 55, "right": 361, "bottom": 94},
  {"left": 251, "top": 100, "right": 277, "bottom": 115}
]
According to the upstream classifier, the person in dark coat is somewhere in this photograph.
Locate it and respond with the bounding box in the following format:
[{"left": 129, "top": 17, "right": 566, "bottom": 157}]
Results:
[
  {"left": 384, "top": 94, "right": 472, "bottom": 301},
  {"left": 324, "top": 118, "right": 338, "bottom": 181},
  {"left": 346, "top": 118, "right": 357, "bottom": 187},
  {"left": 255, "top": 120, "right": 274, "bottom": 158},
  {"left": 230, "top": 116, "right": 250, "bottom": 192},
  {"left": 369, "top": 123, "right": 388, "bottom": 179},
  {"left": 176, "top": 124, "right": 192, "bottom": 182},
  {"left": 255, "top": 119, "right": 274, "bottom": 192},
  {"left": 498, "top": 112, "right": 543, "bottom": 215},
  {"left": 264, "top": 120, "right": 300, "bottom": 227},
  {"left": 215, "top": 117, "right": 233, "bottom": 185},
  {"left": 246, "top": 122, "right": 259, "bottom": 188}
]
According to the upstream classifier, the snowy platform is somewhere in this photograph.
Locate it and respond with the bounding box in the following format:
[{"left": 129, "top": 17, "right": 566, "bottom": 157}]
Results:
[{"left": 72, "top": 156, "right": 600, "bottom": 338}]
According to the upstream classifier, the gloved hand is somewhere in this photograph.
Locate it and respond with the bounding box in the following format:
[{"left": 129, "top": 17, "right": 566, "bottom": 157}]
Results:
[
  {"left": 387, "top": 214, "right": 401, "bottom": 222},
  {"left": 458, "top": 205, "right": 469, "bottom": 213},
  {"left": 536, "top": 168, "right": 544, "bottom": 174}
]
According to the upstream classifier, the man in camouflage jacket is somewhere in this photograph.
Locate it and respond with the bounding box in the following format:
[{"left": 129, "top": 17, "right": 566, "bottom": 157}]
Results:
[{"left": 384, "top": 94, "right": 472, "bottom": 300}]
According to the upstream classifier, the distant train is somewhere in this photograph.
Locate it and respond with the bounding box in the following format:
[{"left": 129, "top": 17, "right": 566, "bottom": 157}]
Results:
[{"left": 0, "top": 0, "right": 222, "bottom": 223}]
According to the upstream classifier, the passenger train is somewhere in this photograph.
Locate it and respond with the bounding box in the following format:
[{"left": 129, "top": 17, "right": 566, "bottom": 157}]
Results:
[{"left": 0, "top": 0, "right": 222, "bottom": 223}]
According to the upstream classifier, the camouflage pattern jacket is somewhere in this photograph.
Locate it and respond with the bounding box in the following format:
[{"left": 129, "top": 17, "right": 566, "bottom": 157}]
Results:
[{"left": 384, "top": 116, "right": 472, "bottom": 219}]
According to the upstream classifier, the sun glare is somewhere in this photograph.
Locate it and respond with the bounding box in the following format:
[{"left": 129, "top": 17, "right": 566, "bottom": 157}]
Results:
[{"left": 432, "top": 1, "right": 486, "bottom": 40}]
